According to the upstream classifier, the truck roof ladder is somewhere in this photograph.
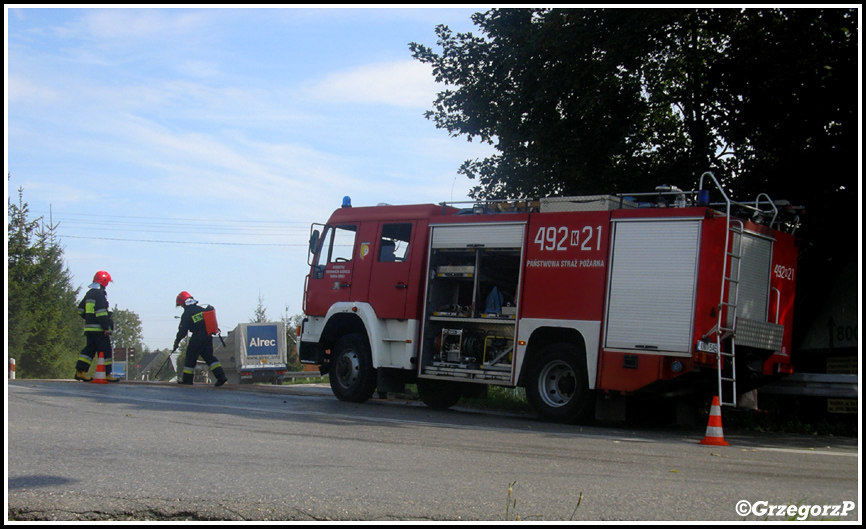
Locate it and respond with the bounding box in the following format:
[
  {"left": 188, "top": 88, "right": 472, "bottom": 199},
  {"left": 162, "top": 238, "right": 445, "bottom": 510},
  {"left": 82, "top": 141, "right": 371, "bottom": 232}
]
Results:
[{"left": 439, "top": 198, "right": 540, "bottom": 216}]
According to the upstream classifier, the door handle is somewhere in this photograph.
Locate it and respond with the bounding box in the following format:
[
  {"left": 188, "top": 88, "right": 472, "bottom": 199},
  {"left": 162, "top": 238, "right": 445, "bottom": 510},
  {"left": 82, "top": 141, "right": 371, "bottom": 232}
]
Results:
[{"left": 395, "top": 283, "right": 408, "bottom": 290}]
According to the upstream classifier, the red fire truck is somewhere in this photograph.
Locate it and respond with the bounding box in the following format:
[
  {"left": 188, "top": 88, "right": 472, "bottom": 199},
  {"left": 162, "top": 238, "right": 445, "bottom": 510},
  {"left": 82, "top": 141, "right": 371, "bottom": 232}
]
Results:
[{"left": 299, "top": 172, "right": 801, "bottom": 423}]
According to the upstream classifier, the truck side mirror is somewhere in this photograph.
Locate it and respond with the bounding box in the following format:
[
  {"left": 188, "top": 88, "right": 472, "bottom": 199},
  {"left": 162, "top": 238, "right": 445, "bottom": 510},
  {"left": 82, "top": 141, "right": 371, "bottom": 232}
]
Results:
[{"left": 309, "top": 230, "right": 320, "bottom": 254}]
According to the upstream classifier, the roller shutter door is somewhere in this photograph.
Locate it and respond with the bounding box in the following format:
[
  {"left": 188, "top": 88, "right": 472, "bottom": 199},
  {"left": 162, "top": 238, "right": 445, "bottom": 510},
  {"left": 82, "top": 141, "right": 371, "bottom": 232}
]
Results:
[
  {"left": 727, "top": 232, "right": 773, "bottom": 325},
  {"left": 604, "top": 219, "right": 701, "bottom": 354},
  {"left": 430, "top": 223, "right": 525, "bottom": 249}
]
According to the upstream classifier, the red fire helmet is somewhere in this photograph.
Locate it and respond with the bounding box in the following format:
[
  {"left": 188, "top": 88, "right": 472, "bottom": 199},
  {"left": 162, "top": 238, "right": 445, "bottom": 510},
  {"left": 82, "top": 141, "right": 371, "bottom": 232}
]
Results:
[
  {"left": 176, "top": 291, "right": 194, "bottom": 307},
  {"left": 93, "top": 270, "right": 112, "bottom": 287}
]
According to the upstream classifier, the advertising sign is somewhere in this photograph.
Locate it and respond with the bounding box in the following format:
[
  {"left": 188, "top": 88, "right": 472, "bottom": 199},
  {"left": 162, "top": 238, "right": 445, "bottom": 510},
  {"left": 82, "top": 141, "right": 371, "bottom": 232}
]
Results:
[{"left": 247, "top": 324, "right": 279, "bottom": 356}]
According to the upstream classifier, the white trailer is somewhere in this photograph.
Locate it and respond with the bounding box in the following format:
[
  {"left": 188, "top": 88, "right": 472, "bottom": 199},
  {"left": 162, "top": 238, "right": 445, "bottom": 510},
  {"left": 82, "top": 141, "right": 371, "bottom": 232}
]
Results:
[{"left": 213, "top": 322, "right": 289, "bottom": 385}]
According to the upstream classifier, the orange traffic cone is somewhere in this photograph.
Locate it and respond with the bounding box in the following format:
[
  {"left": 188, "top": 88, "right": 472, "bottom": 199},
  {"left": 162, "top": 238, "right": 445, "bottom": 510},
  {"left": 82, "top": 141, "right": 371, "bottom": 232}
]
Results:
[
  {"left": 699, "top": 396, "right": 729, "bottom": 445},
  {"left": 91, "top": 352, "right": 109, "bottom": 384}
]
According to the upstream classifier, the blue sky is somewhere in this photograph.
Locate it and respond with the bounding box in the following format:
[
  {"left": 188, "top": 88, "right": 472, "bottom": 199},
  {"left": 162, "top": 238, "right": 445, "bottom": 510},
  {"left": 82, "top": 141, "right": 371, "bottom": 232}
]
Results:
[{"left": 6, "top": 7, "right": 496, "bottom": 352}]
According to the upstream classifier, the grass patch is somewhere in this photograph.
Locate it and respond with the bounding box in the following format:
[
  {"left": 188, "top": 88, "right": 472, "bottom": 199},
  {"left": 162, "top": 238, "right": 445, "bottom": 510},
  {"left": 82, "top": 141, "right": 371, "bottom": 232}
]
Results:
[
  {"left": 281, "top": 376, "right": 329, "bottom": 386},
  {"left": 504, "top": 480, "right": 583, "bottom": 521},
  {"left": 720, "top": 396, "right": 857, "bottom": 437},
  {"left": 460, "top": 386, "right": 532, "bottom": 414}
]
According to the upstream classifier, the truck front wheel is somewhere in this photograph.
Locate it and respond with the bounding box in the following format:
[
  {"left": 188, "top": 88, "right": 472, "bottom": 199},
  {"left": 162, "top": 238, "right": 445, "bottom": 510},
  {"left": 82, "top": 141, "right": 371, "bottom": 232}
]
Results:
[
  {"left": 329, "top": 334, "right": 377, "bottom": 403},
  {"left": 525, "top": 343, "right": 594, "bottom": 424}
]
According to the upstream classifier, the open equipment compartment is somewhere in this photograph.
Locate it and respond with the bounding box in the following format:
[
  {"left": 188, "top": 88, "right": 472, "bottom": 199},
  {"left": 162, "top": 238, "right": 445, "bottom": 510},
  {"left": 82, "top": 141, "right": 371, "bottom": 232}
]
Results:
[{"left": 420, "top": 223, "right": 524, "bottom": 383}]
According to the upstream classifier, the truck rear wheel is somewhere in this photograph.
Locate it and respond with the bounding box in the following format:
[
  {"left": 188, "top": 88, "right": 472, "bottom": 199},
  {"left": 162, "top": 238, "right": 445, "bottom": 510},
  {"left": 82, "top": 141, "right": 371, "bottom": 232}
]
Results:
[
  {"left": 526, "top": 343, "right": 594, "bottom": 424},
  {"left": 417, "top": 379, "right": 463, "bottom": 410},
  {"left": 329, "top": 334, "right": 377, "bottom": 403}
]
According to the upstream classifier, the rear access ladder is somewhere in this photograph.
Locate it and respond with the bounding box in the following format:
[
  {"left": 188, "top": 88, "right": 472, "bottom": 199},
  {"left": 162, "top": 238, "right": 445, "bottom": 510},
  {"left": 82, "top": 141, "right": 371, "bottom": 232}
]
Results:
[
  {"left": 716, "top": 218, "right": 744, "bottom": 407},
  {"left": 699, "top": 172, "right": 780, "bottom": 408}
]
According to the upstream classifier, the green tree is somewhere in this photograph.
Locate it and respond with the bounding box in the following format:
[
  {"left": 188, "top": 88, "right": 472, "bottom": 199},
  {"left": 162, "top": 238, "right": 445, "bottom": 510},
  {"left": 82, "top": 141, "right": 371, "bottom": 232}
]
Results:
[
  {"left": 111, "top": 306, "right": 144, "bottom": 378},
  {"left": 111, "top": 306, "right": 144, "bottom": 352},
  {"left": 7, "top": 185, "right": 81, "bottom": 378},
  {"left": 410, "top": 8, "right": 679, "bottom": 199},
  {"left": 250, "top": 293, "right": 268, "bottom": 323},
  {"left": 704, "top": 9, "right": 858, "bottom": 298},
  {"left": 410, "top": 8, "right": 857, "bottom": 205}
]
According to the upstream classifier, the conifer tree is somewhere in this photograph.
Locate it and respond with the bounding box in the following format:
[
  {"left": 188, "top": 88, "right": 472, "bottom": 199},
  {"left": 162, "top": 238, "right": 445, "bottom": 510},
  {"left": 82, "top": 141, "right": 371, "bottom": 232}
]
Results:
[{"left": 7, "top": 184, "right": 82, "bottom": 378}]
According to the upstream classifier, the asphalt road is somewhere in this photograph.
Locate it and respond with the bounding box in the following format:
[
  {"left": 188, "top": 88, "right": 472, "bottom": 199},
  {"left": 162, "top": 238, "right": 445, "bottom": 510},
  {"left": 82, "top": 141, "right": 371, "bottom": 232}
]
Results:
[{"left": 6, "top": 379, "right": 861, "bottom": 522}]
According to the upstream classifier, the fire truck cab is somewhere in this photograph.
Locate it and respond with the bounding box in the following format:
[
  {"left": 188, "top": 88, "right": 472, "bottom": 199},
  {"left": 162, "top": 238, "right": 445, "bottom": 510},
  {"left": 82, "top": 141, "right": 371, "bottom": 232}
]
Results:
[{"left": 299, "top": 172, "right": 801, "bottom": 423}]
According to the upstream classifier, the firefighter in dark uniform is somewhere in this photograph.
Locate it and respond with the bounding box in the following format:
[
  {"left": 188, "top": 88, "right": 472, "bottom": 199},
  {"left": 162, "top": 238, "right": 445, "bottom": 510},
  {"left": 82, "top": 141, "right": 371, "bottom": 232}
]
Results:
[
  {"left": 172, "top": 291, "right": 228, "bottom": 386},
  {"left": 75, "top": 270, "right": 118, "bottom": 382}
]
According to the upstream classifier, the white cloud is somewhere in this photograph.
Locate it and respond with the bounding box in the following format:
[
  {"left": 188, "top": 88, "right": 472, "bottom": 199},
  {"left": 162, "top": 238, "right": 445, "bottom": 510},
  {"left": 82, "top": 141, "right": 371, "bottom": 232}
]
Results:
[
  {"left": 7, "top": 74, "right": 59, "bottom": 104},
  {"left": 78, "top": 9, "right": 211, "bottom": 41},
  {"left": 308, "top": 60, "right": 439, "bottom": 108},
  {"left": 180, "top": 59, "right": 222, "bottom": 79}
]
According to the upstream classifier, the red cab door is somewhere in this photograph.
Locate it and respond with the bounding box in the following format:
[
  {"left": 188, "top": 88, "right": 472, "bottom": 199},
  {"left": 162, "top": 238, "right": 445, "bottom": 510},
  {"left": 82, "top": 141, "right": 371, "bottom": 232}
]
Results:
[
  {"left": 367, "top": 221, "right": 417, "bottom": 320},
  {"left": 304, "top": 223, "right": 357, "bottom": 316}
]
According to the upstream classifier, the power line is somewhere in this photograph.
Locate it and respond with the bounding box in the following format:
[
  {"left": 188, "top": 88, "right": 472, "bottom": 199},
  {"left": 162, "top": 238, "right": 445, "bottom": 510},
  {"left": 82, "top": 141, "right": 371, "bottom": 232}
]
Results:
[
  {"left": 35, "top": 209, "right": 314, "bottom": 247},
  {"left": 56, "top": 222, "right": 305, "bottom": 235},
  {"left": 34, "top": 210, "right": 308, "bottom": 232},
  {"left": 60, "top": 235, "right": 306, "bottom": 247},
  {"left": 33, "top": 210, "right": 308, "bottom": 226}
]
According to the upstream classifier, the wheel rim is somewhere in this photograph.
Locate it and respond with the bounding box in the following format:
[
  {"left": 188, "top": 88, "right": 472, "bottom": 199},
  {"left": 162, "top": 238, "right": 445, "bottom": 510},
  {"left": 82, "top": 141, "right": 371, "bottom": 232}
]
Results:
[
  {"left": 335, "top": 350, "right": 360, "bottom": 389},
  {"left": 538, "top": 360, "right": 576, "bottom": 408}
]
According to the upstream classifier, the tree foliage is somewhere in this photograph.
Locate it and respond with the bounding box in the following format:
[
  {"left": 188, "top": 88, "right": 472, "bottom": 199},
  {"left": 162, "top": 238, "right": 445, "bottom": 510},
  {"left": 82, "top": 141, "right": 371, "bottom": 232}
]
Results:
[
  {"left": 111, "top": 306, "right": 145, "bottom": 378},
  {"left": 8, "top": 185, "right": 82, "bottom": 378},
  {"left": 111, "top": 306, "right": 144, "bottom": 353},
  {"left": 250, "top": 293, "right": 268, "bottom": 323},
  {"left": 410, "top": 8, "right": 857, "bottom": 208}
]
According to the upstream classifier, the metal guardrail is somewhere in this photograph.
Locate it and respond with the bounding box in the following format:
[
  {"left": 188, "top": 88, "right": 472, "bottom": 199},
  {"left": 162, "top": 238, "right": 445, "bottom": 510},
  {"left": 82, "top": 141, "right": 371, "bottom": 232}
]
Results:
[{"left": 759, "top": 373, "right": 858, "bottom": 398}]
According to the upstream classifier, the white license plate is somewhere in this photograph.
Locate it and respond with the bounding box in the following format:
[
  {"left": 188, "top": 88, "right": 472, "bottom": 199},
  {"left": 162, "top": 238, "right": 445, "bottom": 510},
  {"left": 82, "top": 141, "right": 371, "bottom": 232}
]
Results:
[{"left": 697, "top": 340, "right": 719, "bottom": 353}]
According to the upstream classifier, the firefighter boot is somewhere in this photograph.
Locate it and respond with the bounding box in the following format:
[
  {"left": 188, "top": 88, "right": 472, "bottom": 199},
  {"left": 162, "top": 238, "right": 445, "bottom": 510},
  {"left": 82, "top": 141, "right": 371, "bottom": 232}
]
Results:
[
  {"left": 213, "top": 366, "right": 228, "bottom": 387},
  {"left": 74, "top": 370, "right": 92, "bottom": 382},
  {"left": 105, "top": 373, "right": 119, "bottom": 383},
  {"left": 179, "top": 371, "right": 194, "bottom": 385}
]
